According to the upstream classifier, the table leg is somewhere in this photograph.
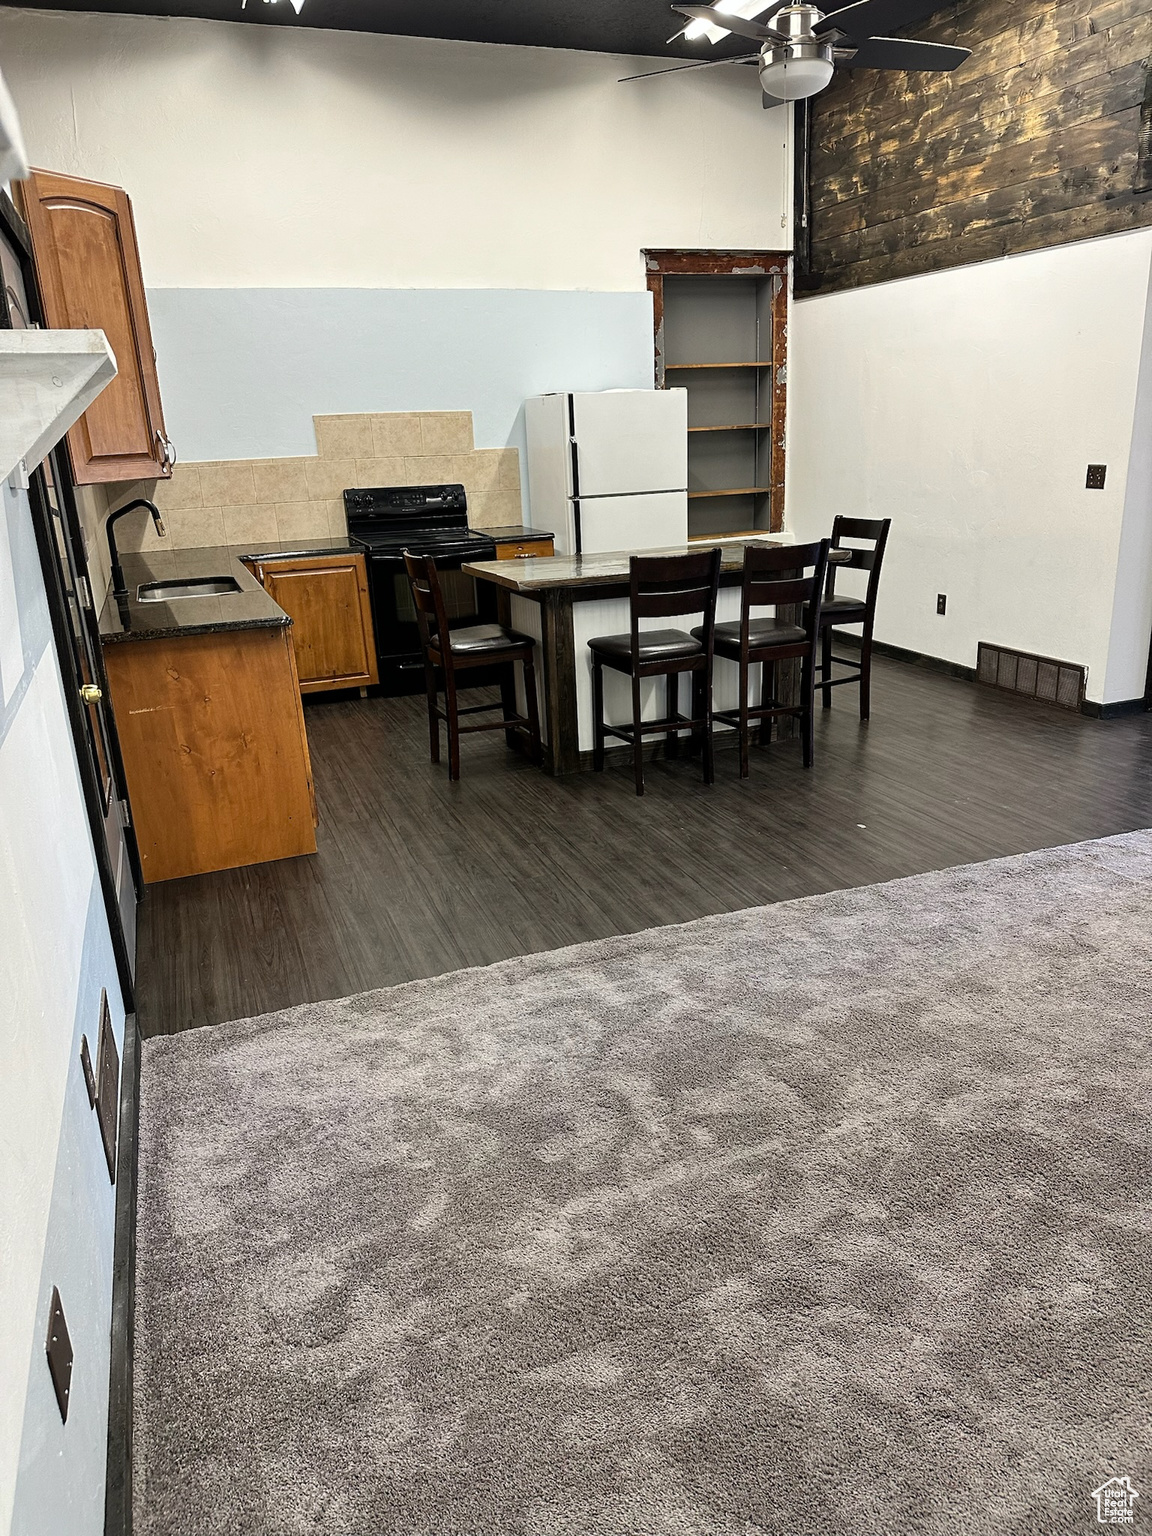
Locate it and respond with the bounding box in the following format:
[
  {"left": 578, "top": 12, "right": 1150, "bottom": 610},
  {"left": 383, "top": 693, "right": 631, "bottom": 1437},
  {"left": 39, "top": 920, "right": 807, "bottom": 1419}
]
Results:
[{"left": 541, "top": 588, "right": 580, "bottom": 775}]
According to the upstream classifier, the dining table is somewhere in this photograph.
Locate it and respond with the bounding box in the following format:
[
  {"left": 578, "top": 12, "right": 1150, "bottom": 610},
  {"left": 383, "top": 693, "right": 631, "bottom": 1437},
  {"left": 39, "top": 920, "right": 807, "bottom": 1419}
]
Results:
[{"left": 462, "top": 536, "right": 810, "bottom": 776}]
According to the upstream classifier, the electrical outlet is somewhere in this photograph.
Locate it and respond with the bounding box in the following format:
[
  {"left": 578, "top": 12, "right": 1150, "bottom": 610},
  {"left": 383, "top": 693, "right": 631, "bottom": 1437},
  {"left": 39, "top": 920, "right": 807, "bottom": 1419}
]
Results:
[
  {"left": 45, "top": 1287, "right": 73, "bottom": 1424},
  {"left": 937, "top": 594, "right": 947, "bottom": 615},
  {"left": 1086, "top": 464, "right": 1107, "bottom": 489},
  {"left": 94, "top": 990, "right": 119, "bottom": 1185}
]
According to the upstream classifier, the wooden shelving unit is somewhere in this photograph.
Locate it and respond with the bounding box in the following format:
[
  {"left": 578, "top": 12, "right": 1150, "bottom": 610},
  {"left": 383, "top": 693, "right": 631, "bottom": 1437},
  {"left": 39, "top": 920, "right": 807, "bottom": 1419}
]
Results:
[{"left": 644, "top": 250, "right": 789, "bottom": 539}]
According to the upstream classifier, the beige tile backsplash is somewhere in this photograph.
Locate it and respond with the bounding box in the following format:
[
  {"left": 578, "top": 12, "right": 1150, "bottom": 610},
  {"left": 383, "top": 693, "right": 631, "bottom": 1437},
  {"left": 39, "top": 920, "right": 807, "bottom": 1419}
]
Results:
[{"left": 117, "top": 412, "right": 524, "bottom": 554}]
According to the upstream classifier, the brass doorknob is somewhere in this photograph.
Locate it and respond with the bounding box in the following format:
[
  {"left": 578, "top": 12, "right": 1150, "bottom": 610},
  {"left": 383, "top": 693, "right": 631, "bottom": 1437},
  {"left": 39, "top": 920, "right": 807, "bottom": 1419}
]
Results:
[{"left": 80, "top": 684, "right": 103, "bottom": 704}]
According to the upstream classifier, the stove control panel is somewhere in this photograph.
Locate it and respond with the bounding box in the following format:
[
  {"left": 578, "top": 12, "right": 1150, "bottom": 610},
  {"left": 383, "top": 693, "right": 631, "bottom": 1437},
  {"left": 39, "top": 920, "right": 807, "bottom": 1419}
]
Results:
[{"left": 344, "top": 483, "right": 468, "bottom": 516}]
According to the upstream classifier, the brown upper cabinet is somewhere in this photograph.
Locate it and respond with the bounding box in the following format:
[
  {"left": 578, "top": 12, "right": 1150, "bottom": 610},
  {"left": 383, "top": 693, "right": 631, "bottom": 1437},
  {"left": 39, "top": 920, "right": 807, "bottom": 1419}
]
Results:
[{"left": 19, "top": 169, "right": 174, "bottom": 484}]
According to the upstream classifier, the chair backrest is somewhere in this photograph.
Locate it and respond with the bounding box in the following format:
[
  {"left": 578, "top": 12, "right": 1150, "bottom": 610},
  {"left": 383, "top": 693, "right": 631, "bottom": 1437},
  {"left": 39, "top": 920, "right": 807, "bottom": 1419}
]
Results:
[
  {"left": 403, "top": 550, "right": 451, "bottom": 658},
  {"left": 742, "top": 539, "right": 830, "bottom": 644},
  {"left": 826, "top": 515, "right": 891, "bottom": 606},
  {"left": 629, "top": 547, "right": 722, "bottom": 655}
]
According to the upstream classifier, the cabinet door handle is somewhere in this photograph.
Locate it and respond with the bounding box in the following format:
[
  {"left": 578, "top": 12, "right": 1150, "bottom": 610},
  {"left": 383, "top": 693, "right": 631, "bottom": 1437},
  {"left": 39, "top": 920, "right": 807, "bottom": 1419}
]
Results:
[
  {"left": 155, "top": 430, "right": 177, "bottom": 470},
  {"left": 80, "top": 683, "right": 103, "bottom": 704}
]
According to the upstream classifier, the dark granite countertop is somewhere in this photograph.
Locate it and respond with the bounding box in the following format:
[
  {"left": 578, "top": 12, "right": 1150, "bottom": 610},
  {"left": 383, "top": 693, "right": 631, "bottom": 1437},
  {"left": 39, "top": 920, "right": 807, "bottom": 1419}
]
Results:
[
  {"left": 484, "top": 526, "right": 555, "bottom": 542},
  {"left": 462, "top": 536, "right": 788, "bottom": 595},
  {"left": 99, "top": 538, "right": 363, "bottom": 644}
]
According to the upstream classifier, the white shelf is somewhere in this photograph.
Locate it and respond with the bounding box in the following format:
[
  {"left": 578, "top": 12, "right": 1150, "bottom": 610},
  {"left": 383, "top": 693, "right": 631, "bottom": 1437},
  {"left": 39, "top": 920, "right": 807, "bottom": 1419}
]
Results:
[{"left": 0, "top": 329, "right": 117, "bottom": 483}]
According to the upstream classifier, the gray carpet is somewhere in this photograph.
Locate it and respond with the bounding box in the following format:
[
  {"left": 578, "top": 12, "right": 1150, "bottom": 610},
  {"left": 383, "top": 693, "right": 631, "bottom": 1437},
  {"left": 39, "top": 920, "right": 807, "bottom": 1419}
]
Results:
[{"left": 134, "top": 832, "right": 1152, "bottom": 1536}]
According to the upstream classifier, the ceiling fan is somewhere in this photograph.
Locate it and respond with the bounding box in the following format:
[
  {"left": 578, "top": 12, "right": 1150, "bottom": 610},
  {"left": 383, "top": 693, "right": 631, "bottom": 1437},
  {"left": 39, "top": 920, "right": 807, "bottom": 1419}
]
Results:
[{"left": 621, "top": 0, "right": 971, "bottom": 106}]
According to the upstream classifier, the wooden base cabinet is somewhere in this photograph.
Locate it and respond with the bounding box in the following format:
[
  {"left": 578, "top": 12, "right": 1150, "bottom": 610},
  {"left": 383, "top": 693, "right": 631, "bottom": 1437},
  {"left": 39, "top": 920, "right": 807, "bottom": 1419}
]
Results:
[
  {"left": 247, "top": 553, "right": 378, "bottom": 694},
  {"left": 103, "top": 626, "right": 317, "bottom": 884}
]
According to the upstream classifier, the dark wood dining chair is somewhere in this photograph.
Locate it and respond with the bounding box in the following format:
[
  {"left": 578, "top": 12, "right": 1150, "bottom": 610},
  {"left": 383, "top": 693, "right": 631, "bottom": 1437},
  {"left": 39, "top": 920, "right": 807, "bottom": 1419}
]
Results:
[
  {"left": 404, "top": 551, "right": 541, "bottom": 781},
  {"left": 587, "top": 547, "right": 722, "bottom": 796},
  {"left": 700, "top": 539, "right": 829, "bottom": 776},
  {"left": 810, "top": 515, "right": 891, "bottom": 720}
]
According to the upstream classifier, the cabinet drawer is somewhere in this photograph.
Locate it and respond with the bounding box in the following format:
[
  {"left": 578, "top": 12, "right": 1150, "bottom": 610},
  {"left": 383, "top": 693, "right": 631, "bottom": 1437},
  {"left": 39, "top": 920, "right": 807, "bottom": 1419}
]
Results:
[{"left": 495, "top": 538, "right": 554, "bottom": 561}]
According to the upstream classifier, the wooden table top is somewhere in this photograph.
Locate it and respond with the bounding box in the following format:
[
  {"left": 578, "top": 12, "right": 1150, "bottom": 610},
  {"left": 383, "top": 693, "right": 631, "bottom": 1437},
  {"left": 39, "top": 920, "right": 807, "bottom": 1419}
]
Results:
[{"left": 462, "top": 535, "right": 790, "bottom": 594}]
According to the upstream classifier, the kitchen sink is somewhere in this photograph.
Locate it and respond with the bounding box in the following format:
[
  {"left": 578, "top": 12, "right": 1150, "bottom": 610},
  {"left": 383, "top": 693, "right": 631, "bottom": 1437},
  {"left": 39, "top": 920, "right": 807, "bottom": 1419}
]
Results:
[{"left": 137, "top": 576, "right": 244, "bottom": 602}]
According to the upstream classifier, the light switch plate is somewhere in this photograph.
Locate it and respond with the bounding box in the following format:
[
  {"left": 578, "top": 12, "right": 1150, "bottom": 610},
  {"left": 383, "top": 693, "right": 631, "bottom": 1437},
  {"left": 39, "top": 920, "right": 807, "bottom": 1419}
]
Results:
[{"left": 45, "top": 1287, "right": 73, "bottom": 1424}]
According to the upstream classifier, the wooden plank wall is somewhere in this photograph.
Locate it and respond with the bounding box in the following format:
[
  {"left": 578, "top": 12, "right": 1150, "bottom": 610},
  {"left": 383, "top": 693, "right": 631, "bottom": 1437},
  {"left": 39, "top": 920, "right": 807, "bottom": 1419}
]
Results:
[{"left": 806, "top": 0, "right": 1152, "bottom": 291}]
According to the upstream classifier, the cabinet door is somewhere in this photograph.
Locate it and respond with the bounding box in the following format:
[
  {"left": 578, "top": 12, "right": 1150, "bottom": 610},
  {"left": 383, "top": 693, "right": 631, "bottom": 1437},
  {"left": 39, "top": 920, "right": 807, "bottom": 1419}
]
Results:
[
  {"left": 259, "top": 556, "right": 379, "bottom": 692},
  {"left": 19, "top": 169, "right": 172, "bottom": 484}
]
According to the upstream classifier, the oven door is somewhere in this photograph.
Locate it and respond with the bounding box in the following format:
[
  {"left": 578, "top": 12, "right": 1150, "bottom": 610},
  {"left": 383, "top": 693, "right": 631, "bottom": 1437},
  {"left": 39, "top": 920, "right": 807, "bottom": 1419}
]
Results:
[{"left": 368, "top": 553, "right": 496, "bottom": 694}]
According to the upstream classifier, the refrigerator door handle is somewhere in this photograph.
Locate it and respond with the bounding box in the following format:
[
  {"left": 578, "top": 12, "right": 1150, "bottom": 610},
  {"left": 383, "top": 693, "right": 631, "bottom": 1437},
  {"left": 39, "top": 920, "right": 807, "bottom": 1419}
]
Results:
[{"left": 569, "top": 418, "right": 583, "bottom": 555}]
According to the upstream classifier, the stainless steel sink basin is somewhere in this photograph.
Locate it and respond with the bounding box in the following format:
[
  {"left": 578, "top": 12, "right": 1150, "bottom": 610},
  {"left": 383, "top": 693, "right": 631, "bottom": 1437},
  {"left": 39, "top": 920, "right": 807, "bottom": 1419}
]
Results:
[{"left": 137, "top": 576, "right": 243, "bottom": 602}]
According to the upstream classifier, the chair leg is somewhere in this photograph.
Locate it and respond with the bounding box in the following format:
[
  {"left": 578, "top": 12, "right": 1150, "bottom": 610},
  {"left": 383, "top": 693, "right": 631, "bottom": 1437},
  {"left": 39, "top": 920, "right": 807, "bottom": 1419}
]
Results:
[
  {"left": 666, "top": 672, "right": 679, "bottom": 759},
  {"left": 592, "top": 658, "right": 606, "bottom": 772},
  {"left": 691, "top": 671, "right": 705, "bottom": 757},
  {"left": 522, "top": 653, "right": 542, "bottom": 764},
  {"left": 738, "top": 658, "right": 750, "bottom": 779},
  {"left": 444, "top": 670, "right": 461, "bottom": 781},
  {"left": 759, "top": 661, "right": 775, "bottom": 748},
  {"left": 702, "top": 662, "right": 715, "bottom": 786},
  {"left": 860, "top": 625, "right": 874, "bottom": 721},
  {"left": 821, "top": 625, "right": 833, "bottom": 709},
  {"left": 424, "top": 662, "right": 440, "bottom": 764},
  {"left": 500, "top": 663, "right": 518, "bottom": 750},
  {"left": 802, "top": 654, "right": 816, "bottom": 768},
  {"left": 631, "top": 672, "right": 645, "bottom": 796}
]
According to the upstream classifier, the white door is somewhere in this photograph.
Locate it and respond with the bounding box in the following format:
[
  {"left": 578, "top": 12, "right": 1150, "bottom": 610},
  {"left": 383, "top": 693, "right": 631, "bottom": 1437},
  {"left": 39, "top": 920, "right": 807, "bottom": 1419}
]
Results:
[
  {"left": 575, "top": 490, "right": 688, "bottom": 554},
  {"left": 571, "top": 389, "right": 688, "bottom": 497}
]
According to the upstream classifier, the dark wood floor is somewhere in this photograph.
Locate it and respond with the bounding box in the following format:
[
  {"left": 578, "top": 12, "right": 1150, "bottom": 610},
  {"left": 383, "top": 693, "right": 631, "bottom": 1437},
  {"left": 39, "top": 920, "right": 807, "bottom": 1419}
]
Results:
[{"left": 136, "top": 657, "right": 1152, "bottom": 1035}]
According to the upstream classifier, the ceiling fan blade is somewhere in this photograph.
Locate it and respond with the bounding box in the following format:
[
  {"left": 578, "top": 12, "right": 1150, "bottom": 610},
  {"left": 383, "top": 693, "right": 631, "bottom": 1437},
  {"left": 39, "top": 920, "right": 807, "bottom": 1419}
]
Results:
[
  {"left": 845, "top": 35, "right": 971, "bottom": 69},
  {"left": 673, "top": 5, "right": 783, "bottom": 42},
  {"left": 762, "top": 89, "right": 786, "bottom": 107},
  {"left": 619, "top": 53, "right": 760, "bottom": 81},
  {"left": 814, "top": 0, "right": 947, "bottom": 40}
]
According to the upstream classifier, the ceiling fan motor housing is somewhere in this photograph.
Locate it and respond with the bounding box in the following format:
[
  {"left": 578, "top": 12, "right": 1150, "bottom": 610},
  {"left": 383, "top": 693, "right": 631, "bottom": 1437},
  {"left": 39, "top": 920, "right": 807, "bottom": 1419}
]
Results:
[{"left": 768, "top": 4, "right": 825, "bottom": 38}]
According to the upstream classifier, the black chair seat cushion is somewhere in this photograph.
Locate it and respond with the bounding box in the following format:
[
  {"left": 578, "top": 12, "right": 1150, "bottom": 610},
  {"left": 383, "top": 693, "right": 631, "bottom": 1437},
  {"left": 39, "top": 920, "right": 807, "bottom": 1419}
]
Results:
[
  {"left": 812, "top": 596, "right": 867, "bottom": 624},
  {"left": 693, "top": 617, "right": 807, "bottom": 655},
  {"left": 446, "top": 623, "right": 534, "bottom": 655},
  {"left": 588, "top": 629, "right": 702, "bottom": 666}
]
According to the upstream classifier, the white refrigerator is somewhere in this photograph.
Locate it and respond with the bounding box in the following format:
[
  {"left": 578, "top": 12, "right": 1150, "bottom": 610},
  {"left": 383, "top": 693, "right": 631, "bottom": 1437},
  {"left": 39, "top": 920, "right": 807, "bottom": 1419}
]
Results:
[{"left": 524, "top": 389, "right": 688, "bottom": 556}]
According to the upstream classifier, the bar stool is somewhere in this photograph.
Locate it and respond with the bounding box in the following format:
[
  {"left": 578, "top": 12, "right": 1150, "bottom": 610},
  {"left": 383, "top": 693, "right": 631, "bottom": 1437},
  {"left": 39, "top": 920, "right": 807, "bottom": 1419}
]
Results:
[
  {"left": 588, "top": 547, "right": 722, "bottom": 797},
  {"left": 811, "top": 516, "right": 891, "bottom": 720},
  {"left": 700, "top": 540, "right": 829, "bottom": 775},
  {"left": 404, "top": 551, "right": 541, "bottom": 781}
]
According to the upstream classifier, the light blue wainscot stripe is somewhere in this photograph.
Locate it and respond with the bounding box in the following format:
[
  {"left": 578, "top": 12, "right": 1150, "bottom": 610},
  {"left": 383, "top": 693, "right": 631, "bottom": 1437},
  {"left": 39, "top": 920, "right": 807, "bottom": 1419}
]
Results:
[
  {"left": 10, "top": 874, "right": 125, "bottom": 1536},
  {"left": 145, "top": 287, "right": 657, "bottom": 464}
]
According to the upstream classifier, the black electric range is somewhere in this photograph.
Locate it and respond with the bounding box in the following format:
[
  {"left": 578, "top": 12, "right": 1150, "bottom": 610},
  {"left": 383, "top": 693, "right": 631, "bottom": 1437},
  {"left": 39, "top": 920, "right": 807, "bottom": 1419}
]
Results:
[{"left": 344, "top": 484, "right": 498, "bottom": 694}]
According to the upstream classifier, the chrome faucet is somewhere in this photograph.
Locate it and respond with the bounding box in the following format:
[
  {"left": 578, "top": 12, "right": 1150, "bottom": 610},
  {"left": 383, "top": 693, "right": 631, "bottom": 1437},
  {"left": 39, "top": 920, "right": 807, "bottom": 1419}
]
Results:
[{"left": 106, "top": 498, "right": 167, "bottom": 599}]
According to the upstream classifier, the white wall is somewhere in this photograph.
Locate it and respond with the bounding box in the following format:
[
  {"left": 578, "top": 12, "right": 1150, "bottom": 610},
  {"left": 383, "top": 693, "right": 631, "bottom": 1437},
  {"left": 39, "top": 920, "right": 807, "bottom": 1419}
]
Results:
[
  {"left": 787, "top": 230, "right": 1152, "bottom": 706},
  {"left": 0, "top": 469, "right": 125, "bottom": 1536},
  {"left": 0, "top": 7, "right": 790, "bottom": 292},
  {"left": 0, "top": 7, "right": 790, "bottom": 492}
]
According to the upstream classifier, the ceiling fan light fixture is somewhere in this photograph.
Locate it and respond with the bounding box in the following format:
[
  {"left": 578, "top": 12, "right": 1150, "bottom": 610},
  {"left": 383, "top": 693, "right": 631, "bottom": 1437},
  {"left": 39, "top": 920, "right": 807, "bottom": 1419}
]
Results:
[{"left": 759, "top": 38, "right": 834, "bottom": 99}]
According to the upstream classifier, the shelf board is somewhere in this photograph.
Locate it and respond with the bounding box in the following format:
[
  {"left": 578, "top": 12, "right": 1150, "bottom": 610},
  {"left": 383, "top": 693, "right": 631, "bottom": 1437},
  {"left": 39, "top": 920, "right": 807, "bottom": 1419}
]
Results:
[
  {"left": 666, "top": 361, "right": 772, "bottom": 370},
  {"left": 0, "top": 329, "right": 117, "bottom": 482},
  {"left": 688, "top": 423, "right": 771, "bottom": 433},
  {"left": 688, "top": 487, "right": 770, "bottom": 499},
  {"left": 689, "top": 529, "right": 766, "bottom": 540}
]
